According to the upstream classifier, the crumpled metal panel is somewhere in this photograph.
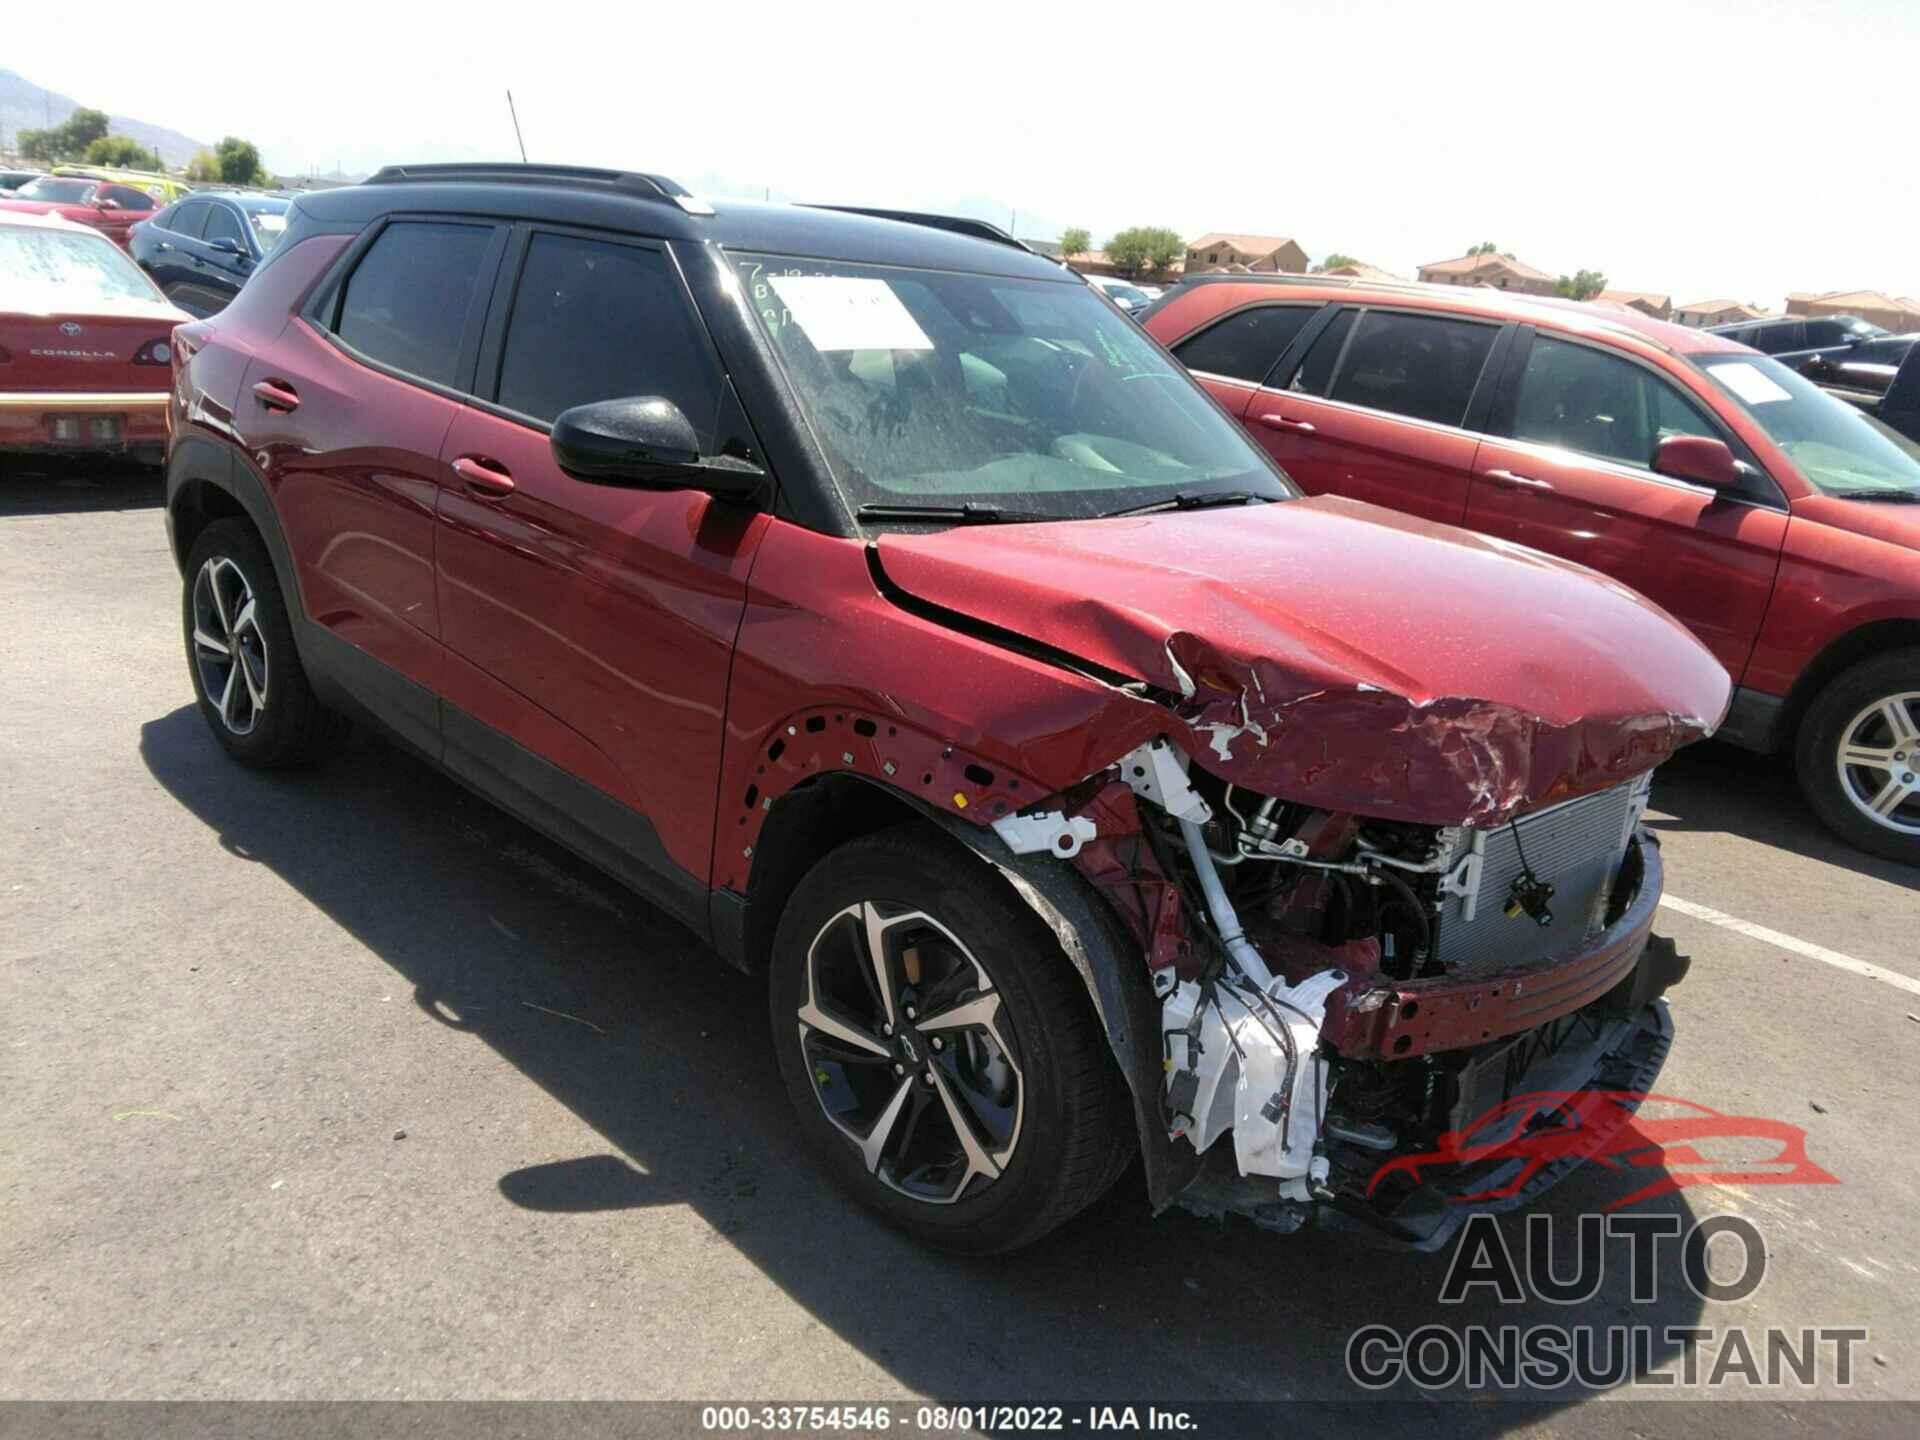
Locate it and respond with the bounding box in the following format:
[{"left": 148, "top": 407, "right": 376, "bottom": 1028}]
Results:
[{"left": 874, "top": 495, "right": 1731, "bottom": 827}]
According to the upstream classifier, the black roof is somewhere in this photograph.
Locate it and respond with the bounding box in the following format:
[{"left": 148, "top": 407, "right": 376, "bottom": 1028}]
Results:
[{"left": 292, "top": 163, "right": 1069, "bottom": 282}]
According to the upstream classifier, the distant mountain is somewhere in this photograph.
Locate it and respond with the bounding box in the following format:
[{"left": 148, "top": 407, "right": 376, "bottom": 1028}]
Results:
[{"left": 1, "top": 68, "right": 208, "bottom": 167}]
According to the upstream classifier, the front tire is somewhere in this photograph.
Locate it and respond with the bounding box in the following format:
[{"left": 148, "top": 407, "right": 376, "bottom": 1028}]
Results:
[
  {"left": 769, "top": 825, "right": 1132, "bottom": 1253},
  {"left": 1795, "top": 648, "right": 1920, "bottom": 864},
  {"left": 182, "top": 518, "right": 346, "bottom": 767}
]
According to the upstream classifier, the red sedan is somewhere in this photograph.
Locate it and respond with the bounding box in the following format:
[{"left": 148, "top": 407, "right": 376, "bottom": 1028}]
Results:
[
  {"left": 0, "top": 174, "right": 158, "bottom": 250},
  {"left": 1, "top": 210, "right": 186, "bottom": 465}
]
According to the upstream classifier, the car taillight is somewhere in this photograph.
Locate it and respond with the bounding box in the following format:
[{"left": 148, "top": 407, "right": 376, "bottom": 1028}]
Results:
[{"left": 133, "top": 338, "right": 172, "bottom": 366}]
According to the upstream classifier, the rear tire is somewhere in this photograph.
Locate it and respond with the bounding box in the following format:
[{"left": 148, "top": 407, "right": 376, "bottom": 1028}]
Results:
[
  {"left": 182, "top": 518, "right": 347, "bottom": 767},
  {"left": 1795, "top": 648, "right": 1920, "bottom": 865},
  {"left": 769, "top": 824, "right": 1133, "bottom": 1254}
]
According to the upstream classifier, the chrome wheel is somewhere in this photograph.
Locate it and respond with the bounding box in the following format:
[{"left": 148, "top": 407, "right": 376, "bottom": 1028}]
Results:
[
  {"left": 191, "top": 555, "right": 268, "bottom": 736},
  {"left": 1834, "top": 691, "right": 1920, "bottom": 836},
  {"left": 796, "top": 901, "right": 1023, "bottom": 1204}
]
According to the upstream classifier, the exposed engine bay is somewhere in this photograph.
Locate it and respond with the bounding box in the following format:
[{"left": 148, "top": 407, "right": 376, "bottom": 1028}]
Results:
[{"left": 993, "top": 738, "right": 1684, "bottom": 1245}]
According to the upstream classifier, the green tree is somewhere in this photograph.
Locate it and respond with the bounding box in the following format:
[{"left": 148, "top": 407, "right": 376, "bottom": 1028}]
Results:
[
  {"left": 1468, "top": 240, "right": 1500, "bottom": 256},
  {"left": 1554, "top": 269, "right": 1609, "bottom": 301},
  {"left": 1313, "top": 252, "right": 1359, "bottom": 272},
  {"left": 62, "top": 108, "right": 110, "bottom": 153},
  {"left": 1060, "top": 226, "right": 1091, "bottom": 259},
  {"left": 85, "top": 136, "right": 162, "bottom": 170},
  {"left": 214, "top": 136, "right": 267, "bottom": 186},
  {"left": 1106, "top": 225, "right": 1183, "bottom": 279},
  {"left": 186, "top": 149, "right": 223, "bottom": 183},
  {"left": 17, "top": 128, "right": 59, "bottom": 163}
]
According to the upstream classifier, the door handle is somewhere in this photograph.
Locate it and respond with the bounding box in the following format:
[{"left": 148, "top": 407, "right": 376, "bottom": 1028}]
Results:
[
  {"left": 1257, "top": 414, "right": 1317, "bottom": 435},
  {"left": 1484, "top": 468, "right": 1554, "bottom": 492},
  {"left": 251, "top": 378, "right": 299, "bottom": 412},
  {"left": 451, "top": 455, "right": 516, "bottom": 497}
]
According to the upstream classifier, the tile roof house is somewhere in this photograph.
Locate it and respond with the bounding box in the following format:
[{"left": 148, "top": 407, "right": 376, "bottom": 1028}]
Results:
[
  {"left": 1785, "top": 290, "right": 1920, "bottom": 335},
  {"left": 1596, "top": 289, "right": 1673, "bottom": 321},
  {"left": 1184, "top": 233, "right": 1309, "bottom": 275},
  {"left": 1064, "top": 249, "right": 1186, "bottom": 281},
  {"left": 1318, "top": 259, "right": 1405, "bottom": 281},
  {"left": 1673, "top": 298, "right": 1770, "bottom": 328},
  {"left": 1416, "top": 251, "right": 1556, "bottom": 296}
]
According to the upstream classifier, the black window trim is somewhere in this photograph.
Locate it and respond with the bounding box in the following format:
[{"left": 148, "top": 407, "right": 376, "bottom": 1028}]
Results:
[
  {"left": 303, "top": 211, "right": 512, "bottom": 405},
  {"left": 1490, "top": 325, "right": 1788, "bottom": 511},
  {"left": 1167, "top": 300, "right": 1329, "bottom": 389},
  {"left": 1269, "top": 302, "right": 1514, "bottom": 438}
]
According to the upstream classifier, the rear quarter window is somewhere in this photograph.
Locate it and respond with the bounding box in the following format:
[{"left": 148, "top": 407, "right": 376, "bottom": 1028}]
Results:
[{"left": 1172, "top": 304, "right": 1317, "bottom": 385}]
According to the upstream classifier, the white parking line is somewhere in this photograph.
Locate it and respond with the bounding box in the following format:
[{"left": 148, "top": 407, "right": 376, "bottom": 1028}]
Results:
[{"left": 1659, "top": 894, "right": 1920, "bottom": 998}]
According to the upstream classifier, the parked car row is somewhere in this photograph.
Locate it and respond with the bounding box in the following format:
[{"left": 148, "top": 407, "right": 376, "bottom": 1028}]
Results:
[{"left": 1142, "top": 273, "right": 1920, "bottom": 863}]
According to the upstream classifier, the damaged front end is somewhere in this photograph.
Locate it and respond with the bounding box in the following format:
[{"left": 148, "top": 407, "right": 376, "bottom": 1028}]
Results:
[{"left": 995, "top": 738, "right": 1690, "bottom": 1249}]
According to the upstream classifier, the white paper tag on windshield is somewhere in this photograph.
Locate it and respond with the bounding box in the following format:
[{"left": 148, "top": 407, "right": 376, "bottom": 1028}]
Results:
[
  {"left": 767, "top": 275, "right": 933, "bottom": 352},
  {"left": 1709, "top": 361, "right": 1793, "bottom": 406}
]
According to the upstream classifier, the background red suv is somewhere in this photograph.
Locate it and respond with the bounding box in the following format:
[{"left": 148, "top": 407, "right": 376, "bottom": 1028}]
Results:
[{"left": 1147, "top": 276, "right": 1920, "bottom": 863}]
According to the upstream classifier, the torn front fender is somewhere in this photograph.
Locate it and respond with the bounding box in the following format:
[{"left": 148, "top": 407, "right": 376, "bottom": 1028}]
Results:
[{"left": 872, "top": 494, "right": 1732, "bottom": 826}]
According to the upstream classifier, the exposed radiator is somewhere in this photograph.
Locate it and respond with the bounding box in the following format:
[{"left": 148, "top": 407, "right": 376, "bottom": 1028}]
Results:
[{"left": 1430, "top": 775, "right": 1649, "bottom": 978}]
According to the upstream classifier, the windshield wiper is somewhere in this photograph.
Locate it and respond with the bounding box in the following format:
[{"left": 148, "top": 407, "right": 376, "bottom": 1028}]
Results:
[
  {"left": 857, "top": 501, "right": 1039, "bottom": 524},
  {"left": 1099, "top": 490, "right": 1268, "bottom": 519},
  {"left": 1824, "top": 489, "right": 1920, "bottom": 502}
]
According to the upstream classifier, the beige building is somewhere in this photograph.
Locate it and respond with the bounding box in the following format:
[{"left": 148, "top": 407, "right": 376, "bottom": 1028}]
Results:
[
  {"left": 1184, "top": 233, "right": 1309, "bottom": 275},
  {"left": 1785, "top": 290, "right": 1920, "bottom": 335},
  {"left": 1673, "top": 298, "right": 1770, "bottom": 328},
  {"left": 1416, "top": 251, "right": 1556, "bottom": 295},
  {"left": 1596, "top": 289, "right": 1673, "bottom": 321},
  {"left": 1318, "top": 260, "right": 1404, "bottom": 281}
]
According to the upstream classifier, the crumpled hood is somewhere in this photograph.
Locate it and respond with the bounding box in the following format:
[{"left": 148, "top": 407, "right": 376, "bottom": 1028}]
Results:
[{"left": 874, "top": 494, "right": 1731, "bottom": 826}]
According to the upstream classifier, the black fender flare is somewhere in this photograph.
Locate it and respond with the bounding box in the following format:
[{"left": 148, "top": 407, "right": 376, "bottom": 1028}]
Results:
[
  {"left": 167, "top": 434, "right": 314, "bottom": 659},
  {"left": 920, "top": 808, "right": 1199, "bottom": 1213}
]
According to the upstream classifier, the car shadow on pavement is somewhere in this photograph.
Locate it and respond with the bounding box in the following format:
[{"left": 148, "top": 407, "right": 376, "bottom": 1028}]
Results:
[
  {"left": 0, "top": 463, "right": 165, "bottom": 517},
  {"left": 1649, "top": 741, "right": 1920, "bottom": 888},
  {"left": 140, "top": 705, "right": 1707, "bottom": 1418}
]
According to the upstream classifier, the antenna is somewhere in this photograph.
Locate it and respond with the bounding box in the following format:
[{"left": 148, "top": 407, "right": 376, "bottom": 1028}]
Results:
[{"left": 506, "top": 90, "right": 528, "bottom": 163}]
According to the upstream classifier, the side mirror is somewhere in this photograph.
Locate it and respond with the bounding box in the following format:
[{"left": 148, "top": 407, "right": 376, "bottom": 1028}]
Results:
[
  {"left": 1653, "top": 435, "right": 1741, "bottom": 490},
  {"left": 550, "top": 396, "right": 763, "bottom": 500}
]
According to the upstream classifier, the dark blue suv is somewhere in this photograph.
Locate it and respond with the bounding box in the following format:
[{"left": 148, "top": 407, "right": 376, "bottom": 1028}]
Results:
[{"left": 129, "top": 191, "right": 290, "bottom": 316}]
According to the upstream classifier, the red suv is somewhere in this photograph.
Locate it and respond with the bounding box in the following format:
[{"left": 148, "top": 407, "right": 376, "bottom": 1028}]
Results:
[
  {"left": 1147, "top": 276, "right": 1920, "bottom": 864},
  {"left": 165, "top": 165, "right": 1726, "bottom": 1253}
]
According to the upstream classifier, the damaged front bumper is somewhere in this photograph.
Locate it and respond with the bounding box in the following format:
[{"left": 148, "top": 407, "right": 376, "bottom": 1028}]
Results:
[{"left": 1321, "top": 830, "right": 1668, "bottom": 1061}]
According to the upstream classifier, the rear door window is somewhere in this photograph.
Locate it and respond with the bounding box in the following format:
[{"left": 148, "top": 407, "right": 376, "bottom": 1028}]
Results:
[
  {"left": 1324, "top": 310, "right": 1499, "bottom": 427},
  {"left": 1172, "top": 305, "right": 1317, "bottom": 384},
  {"left": 333, "top": 220, "right": 500, "bottom": 388},
  {"left": 169, "top": 200, "right": 211, "bottom": 239},
  {"left": 1288, "top": 308, "right": 1356, "bottom": 395},
  {"left": 493, "top": 231, "right": 723, "bottom": 440},
  {"left": 1757, "top": 322, "right": 1803, "bottom": 353}
]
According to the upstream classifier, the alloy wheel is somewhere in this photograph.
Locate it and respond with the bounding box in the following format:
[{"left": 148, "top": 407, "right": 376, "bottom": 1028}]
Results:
[
  {"left": 796, "top": 901, "right": 1024, "bottom": 1204},
  {"left": 191, "top": 555, "right": 269, "bottom": 736},
  {"left": 1834, "top": 691, "right": 1920, "bottom": 836}
]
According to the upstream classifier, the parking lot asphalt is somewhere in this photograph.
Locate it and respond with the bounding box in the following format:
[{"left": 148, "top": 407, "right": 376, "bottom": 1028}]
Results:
[{"left": 3, "top": 464, "right": 1918, "bottom": 1432}]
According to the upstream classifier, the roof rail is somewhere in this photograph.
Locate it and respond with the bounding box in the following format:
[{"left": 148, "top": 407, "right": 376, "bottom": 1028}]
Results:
[
  {"left": 363, "top": 162, "right": 714, "bottom": 215},
  {"left": 805, "top": 205, "right": 1036, "bottom": 255}
]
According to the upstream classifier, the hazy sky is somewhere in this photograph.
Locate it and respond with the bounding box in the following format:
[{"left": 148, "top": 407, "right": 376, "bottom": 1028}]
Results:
[{"left": 11, "top": 0, "right": 1918, "bottom": 306}]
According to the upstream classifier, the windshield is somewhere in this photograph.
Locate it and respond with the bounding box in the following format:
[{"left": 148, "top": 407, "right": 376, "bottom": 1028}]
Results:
[
  {"left": 0, "top": 227, "right": 165, "bottom": 308},
  {"left": 16, "top": 177, "right": 97, "bottom": 204},
  {"left": 247, "top": 208, "right": 288, "bottom": 249},
  {"left": 732, "top": 253, "right": 1290, "bottom": 521},
  {"left": 1694, "top": 353, "right": 1920, "bottom": 498}
]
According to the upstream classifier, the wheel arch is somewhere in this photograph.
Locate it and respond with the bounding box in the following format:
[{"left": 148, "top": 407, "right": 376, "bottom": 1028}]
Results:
[
  {"left": 727, "top": 770, "right": 1194, "bottom": 1211},
  {"left": 167, "top": 436, "right": 310, "bottom": 631},
  {"left": 1777, "top": 618, "right": 1920, "bottom": 749}
]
